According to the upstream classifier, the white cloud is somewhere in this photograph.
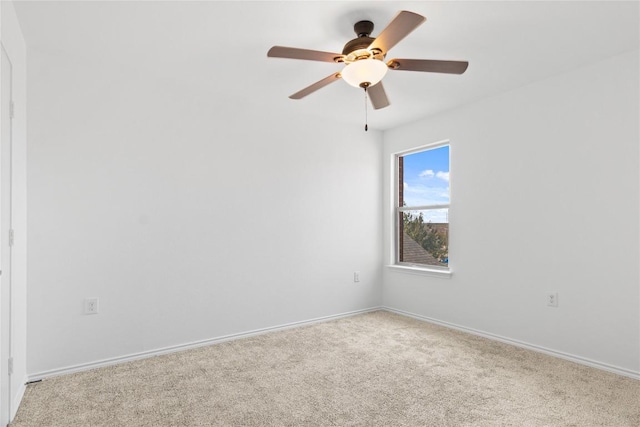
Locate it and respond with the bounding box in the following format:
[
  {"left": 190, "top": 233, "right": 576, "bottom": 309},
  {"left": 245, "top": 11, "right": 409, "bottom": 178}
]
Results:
[
  {"left": 436, "top": 171, "right": 449, "bottom": 182},
  {"left": 403, "top": 184, "right": 450, "bottom": 205},
  {"left": 419, "top": 169, "right": 435, "bottom": 178}
]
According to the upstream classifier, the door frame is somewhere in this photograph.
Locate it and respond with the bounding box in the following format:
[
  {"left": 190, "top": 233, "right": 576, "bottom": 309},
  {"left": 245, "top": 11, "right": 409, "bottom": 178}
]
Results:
[{"left": 0, "top": 41, "right": 14, "bottom": 427}]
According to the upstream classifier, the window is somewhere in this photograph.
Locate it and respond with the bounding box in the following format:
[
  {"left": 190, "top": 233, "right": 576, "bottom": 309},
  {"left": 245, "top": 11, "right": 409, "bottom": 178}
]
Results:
[{"left": 395, "top": 143, "right": 450, "bottom": 271}]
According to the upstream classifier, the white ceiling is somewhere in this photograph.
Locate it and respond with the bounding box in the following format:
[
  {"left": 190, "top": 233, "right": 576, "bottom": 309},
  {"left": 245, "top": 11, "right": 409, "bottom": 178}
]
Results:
[{"left": 13, "top": 0, "right": 640, "bottom": 130}]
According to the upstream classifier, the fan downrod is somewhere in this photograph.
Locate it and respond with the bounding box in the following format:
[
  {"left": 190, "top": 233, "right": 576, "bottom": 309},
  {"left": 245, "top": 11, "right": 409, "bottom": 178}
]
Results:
[
  {"left": 353, "top": 20, "right": 374, "bottom": 37},
  {"left": 342, "top": 20, "right": 376, "bottom": 56}
]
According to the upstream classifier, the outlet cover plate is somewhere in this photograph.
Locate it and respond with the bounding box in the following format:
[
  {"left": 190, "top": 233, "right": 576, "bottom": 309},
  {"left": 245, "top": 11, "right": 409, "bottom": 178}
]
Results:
[{"left": 84, "top": 298, "right": 99, "bottom": 314}]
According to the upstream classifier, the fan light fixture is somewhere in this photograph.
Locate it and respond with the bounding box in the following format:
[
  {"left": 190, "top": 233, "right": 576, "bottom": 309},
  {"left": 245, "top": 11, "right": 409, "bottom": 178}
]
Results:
[
  {"left": 341, "top": 58, "right": 388, "bottom": 88},
  {"left": 267, "top": 10, "right": 469, "bottom": 131}
]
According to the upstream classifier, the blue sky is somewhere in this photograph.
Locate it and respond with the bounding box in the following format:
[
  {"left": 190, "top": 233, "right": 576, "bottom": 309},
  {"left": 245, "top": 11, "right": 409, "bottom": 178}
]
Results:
[{"left": 402, "top": 145, "right": 450, "bottom": 223}]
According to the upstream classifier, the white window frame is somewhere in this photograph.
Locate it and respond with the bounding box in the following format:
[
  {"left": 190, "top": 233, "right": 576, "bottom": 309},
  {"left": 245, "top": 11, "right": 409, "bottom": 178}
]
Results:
[{"left": 390, "top": 140, "right": 452, "bottom": 278}]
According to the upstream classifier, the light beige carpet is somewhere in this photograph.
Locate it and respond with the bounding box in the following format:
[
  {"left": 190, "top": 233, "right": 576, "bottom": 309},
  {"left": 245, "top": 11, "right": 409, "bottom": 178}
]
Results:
[{"left": 11, "top": 311, "right": 640, "bottom": 426}]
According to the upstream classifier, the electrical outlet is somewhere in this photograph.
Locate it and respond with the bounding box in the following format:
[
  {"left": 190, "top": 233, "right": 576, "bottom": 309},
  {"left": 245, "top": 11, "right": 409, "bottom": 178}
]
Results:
[
  {"left": 354, "top": 271, "right": 360, "bottom": 282},
  {"left": 84, "top": 298, "right": 99, "bottom": 314},
  {"left": 546, "top": 292, "right": 558, "bottom": 307}
]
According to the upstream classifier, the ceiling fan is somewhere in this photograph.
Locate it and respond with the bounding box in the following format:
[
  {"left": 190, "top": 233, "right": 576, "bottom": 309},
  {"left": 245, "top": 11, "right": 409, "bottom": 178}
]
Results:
[{"left": 267, "top": 10, "right": 469, "bottom": 110}]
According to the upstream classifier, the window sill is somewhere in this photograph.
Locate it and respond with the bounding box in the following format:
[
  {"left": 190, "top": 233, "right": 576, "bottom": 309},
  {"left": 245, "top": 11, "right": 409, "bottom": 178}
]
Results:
[{"left": 386, "top": 264, "right": 452, "bottom": 279}]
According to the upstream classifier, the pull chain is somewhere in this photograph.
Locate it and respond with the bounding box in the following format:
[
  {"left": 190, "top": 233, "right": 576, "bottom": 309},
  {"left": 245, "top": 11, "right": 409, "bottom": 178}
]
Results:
[{"left": 364, "top": 87, "right": 368, "bottom": 131}]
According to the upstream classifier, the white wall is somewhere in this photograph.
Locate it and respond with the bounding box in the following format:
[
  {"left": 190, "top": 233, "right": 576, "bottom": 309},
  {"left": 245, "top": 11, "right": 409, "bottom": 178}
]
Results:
[
  {"left": 0, "top": 0, "right": 27, "bottom": 422},
  {"left": 26, "top": 51, "right": 383, "bottom": 376},
  {"left": 382, "top": 50, "right": 640, "bottom": 376}
]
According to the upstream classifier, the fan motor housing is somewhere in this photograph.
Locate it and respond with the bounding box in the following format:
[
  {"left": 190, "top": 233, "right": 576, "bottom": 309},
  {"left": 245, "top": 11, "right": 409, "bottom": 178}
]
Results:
[{"left": 342, "top": 36, "right": 374, "bottom": 55}]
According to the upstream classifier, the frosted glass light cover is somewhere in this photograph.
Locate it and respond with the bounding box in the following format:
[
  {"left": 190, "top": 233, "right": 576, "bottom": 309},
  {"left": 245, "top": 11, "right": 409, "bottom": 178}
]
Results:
[{"left": 341, "top": 59, "right": 388, "bottom": 88}]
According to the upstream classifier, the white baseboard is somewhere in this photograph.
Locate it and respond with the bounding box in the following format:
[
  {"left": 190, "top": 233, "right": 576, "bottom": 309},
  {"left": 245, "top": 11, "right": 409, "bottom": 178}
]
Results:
[
  {"left": 28, "top": 305, "right": 637, "bottom": 383},
  {"left": 383, "top": 306, "right": 640, "bottom": 380},
  {"left": 28, "top": 307, "right": 382, "bottom": 382}
]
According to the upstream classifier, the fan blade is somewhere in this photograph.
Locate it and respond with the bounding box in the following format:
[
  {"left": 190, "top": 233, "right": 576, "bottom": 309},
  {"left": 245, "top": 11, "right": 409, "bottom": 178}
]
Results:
[
  {"left": 388, "top": 58, "right": 469, "bottom": 74},
  {"left": 289, "top": 72, "right": 342, "bottom": 99},
  {"left": 368, "top": 11, "right": 426, "bottom": 54},
  {"left": 368, "top": 82, "right": 390, "bottom": 110},
  {"left": 268, "top": 46, "right": 343, "bottom": 63}
]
